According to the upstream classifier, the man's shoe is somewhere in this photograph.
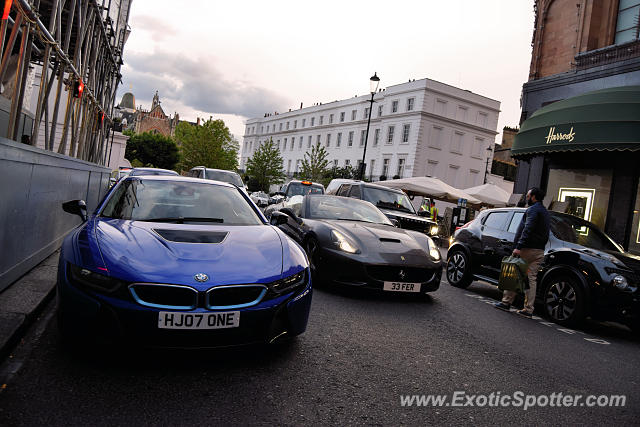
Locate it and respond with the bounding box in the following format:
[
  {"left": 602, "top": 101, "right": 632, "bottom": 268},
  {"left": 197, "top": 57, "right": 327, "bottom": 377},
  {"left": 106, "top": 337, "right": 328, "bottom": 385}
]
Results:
[
  {"left": 516, "top": 309, "right": 532, "bottom": 318},
  {"left": 494, "top": 302, "right": 511, "bottom": 312}
]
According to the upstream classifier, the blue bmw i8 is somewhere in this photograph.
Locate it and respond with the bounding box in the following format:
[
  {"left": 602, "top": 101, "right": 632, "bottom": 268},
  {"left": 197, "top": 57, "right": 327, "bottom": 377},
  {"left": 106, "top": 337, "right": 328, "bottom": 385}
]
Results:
[{"left": 57, "top": 176, "right": 312, "bottom": 347}]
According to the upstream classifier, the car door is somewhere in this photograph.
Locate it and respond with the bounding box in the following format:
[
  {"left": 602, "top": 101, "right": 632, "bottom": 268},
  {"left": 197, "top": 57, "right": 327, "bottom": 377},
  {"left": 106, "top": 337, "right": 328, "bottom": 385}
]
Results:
[
  {"left": 479, "top": 210, "right": 512, "bottom": 277},
  {"left": 503, "top": 210, "right": 525, "bottom": 254}
]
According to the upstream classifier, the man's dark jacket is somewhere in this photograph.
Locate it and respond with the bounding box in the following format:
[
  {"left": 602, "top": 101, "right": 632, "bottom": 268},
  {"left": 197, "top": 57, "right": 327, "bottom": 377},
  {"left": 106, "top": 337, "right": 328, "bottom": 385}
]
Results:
[{"left": 514, "top": 201, "right": 550, "bottom": 250}]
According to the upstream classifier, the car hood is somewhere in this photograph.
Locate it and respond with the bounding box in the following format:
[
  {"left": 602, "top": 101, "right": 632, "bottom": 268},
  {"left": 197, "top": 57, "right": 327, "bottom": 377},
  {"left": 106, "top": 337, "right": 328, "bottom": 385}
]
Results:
[
  {"left": 378, "top": 208, "right": 436, "bottom": 225},
  {"left": 94, "top": 219, "right": 284, "bottom": 288},
  {"left": 321, "top": 220, "right": 435, "bottom": 265},
  {"left": 604, "top": 250, "right": 640, "bottom": 272}
]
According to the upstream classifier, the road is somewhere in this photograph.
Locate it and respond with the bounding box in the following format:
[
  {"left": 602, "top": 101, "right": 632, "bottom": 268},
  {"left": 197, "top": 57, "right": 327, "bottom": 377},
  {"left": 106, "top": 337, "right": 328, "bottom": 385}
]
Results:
[{"left": 1, "top": 276, "right": 639, "bottom": 426}]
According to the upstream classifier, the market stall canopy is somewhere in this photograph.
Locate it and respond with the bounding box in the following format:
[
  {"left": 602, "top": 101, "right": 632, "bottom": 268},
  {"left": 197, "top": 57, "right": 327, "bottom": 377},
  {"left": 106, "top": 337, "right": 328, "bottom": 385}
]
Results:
[
  {"left": 511, "top": 86, "right": 640, "bottom": 157},
  {"left": 464, "top": 183, "right": 511, "bottom": 207},
  {"left": 375, "top": 176, "right": 481, "bottom": 205}
]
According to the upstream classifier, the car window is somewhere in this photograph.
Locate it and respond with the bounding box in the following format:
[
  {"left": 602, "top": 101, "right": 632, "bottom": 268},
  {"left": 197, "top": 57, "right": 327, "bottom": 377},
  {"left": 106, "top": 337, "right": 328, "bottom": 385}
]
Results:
[
  {"left": 337, "top": 185, "right": 350, "bottom": 197},
  {"left": 507, "top": 212, "right": 525, "bottom": 233},
  {"left": 349, "top": 185, "right": 361, "bottom": 198},
  {"left": 362, "top": 186, "right": 416, "bottom": 214},
  {"left": 307, "top": 196, "right": 392, "bottom": 225},
  {"left": 101, "top": 179, "right": 262, "bottom": 225},
  {"left": 483, "top": 212, "right": 510, "bottom": 230},
  {"left": 285, "top": 182, "right": 324, "bottom": 197},
  {"left": 550, "top": 214, "right": 622, "bottom": 252},
  {"left": 205, "top": 169, "right": 244, "bottom": 187}
]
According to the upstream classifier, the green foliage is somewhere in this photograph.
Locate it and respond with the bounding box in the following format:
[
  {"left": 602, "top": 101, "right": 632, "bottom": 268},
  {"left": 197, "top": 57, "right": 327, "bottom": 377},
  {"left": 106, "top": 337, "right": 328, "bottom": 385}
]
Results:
[
  {"left": 300, "top": 142, "right": 329, "bottom": 182},
  {"left": 176, "top": 118, "right": 239, "bottom": 171},
  {"left": 124, "top": 131, "right": 179, "bottom": 170},
  {"left": 245, "top": 138, "right": 286, "bottom": 192},
  {"left": 122, "top": 128, "right": 134, "bottom": 137}
]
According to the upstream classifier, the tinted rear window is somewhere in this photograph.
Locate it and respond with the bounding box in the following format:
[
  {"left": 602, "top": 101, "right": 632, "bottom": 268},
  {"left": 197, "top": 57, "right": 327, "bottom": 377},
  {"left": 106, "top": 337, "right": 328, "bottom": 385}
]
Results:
[{"left": 205, "top": 169, "right": 243, "bottom": 187}]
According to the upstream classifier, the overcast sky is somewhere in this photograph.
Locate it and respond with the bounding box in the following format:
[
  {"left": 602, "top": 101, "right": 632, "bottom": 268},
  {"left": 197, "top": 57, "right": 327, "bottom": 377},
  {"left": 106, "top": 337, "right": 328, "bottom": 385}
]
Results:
[{"left": 117, "top": 0, "right": 535, "bottom": 144}]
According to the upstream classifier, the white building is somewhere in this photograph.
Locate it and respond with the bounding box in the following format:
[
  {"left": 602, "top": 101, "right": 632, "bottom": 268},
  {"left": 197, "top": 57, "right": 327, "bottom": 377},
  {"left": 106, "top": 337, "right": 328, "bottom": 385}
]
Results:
[{"left": 241, "top": 78, "right": 500, "bottom": 189}]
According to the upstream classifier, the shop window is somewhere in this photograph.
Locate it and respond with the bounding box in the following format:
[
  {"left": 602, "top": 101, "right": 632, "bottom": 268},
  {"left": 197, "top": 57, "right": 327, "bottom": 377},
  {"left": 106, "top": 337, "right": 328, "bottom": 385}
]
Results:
[
  {"left": 628, "top": 182, "right": 640, "bottom": 255},
  {"left": 546, "top": 168, "right": 612, "bottom": 231}
]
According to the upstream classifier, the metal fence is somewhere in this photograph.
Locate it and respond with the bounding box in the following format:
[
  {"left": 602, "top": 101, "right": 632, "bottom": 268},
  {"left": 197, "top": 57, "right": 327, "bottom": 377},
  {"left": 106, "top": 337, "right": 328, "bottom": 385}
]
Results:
[{"left": 0, "top": 0, "right": 131, "bottom": 165}]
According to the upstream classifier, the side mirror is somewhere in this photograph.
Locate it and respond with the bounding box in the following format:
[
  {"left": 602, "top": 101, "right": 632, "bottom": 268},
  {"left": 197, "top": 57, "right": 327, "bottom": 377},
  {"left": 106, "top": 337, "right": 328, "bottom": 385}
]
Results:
[
  {"left": 390, "top": 218, "right": 400, "bottom": 227},
  {"left": 62, "top": 199, "right": 88, "bottom": 221},
  {"left": 270, "top": 211, "right": 289, "bottom": 226},
  {"left": 280, "top": 208, "right": 303, "bottom": 225}
]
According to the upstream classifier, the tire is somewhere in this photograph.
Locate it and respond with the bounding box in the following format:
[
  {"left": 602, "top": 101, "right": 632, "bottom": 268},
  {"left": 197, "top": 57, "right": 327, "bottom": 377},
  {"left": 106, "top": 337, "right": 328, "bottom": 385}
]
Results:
[
  {"left": 305, "top": 237, "right": 323, "bottom": 285},
  {"left": 542, "top": 274, "right": 586, "bottom": 327},
  {"left": 446, "top": 250, "right": 473, "bottom": 289}
]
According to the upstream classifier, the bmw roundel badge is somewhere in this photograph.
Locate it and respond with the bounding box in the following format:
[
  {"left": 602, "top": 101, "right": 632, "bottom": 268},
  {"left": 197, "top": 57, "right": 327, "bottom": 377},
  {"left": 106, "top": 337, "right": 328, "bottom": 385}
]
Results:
[{"left": 194, "top": 273, "right": 209, "bottom": 282}]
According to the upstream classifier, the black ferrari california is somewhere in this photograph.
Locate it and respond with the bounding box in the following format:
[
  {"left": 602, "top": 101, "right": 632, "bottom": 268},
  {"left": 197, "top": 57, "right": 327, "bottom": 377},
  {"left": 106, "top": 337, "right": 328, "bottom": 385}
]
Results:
[{"left": 270, "top": 195, "right": 443, "bottom": 294}]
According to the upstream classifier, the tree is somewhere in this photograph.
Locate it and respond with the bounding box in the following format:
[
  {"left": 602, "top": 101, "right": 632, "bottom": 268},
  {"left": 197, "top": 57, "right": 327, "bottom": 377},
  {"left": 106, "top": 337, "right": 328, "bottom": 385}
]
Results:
[
  {"left": 124, "top": 131, "right": 179, "bottom": 170},
  {"left": 176, "top": 118, "right": 239, "bottom": 171},
  {"left": 300, "top": 142, "right": 329, "bottom": 182},
  {"left": 245, "top": 138, "right": 286, "bottom": 192}
]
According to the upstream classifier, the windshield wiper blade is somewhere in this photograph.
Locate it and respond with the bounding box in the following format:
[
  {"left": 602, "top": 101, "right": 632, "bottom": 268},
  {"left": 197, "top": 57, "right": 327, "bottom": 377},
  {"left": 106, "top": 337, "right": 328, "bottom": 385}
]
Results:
[{"left": 141, "top": 217, "right": 224, "bottom": 224}]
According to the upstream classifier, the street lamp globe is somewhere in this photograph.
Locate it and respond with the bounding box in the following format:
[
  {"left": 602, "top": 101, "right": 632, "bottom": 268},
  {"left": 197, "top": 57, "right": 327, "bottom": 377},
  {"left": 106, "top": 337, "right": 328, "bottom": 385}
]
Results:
[{"left": 369, "top": 72, "right": 380, "bottom": 94}]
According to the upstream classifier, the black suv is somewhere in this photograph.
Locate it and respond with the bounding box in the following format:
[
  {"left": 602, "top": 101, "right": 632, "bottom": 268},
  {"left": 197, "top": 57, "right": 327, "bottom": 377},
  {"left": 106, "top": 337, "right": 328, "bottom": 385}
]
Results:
[
  {"left": 446, "top": 207, "right": 640, "bottom": 331},
  {"left": 335, "top": 182, "right": 438, "bottom": 239}
]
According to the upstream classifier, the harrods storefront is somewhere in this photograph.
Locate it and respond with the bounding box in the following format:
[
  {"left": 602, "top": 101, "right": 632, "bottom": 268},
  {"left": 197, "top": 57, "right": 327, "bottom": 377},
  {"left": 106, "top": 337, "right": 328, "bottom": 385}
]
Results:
[{"left": 511, "top": 86, "right": 640, "bottom": 255}]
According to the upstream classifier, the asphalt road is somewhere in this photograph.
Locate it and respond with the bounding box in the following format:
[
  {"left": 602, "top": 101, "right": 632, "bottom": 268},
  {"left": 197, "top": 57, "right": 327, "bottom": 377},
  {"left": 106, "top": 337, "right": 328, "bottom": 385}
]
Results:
[{"left": 1, "top": 276, "right": 639, "bottom": 426}]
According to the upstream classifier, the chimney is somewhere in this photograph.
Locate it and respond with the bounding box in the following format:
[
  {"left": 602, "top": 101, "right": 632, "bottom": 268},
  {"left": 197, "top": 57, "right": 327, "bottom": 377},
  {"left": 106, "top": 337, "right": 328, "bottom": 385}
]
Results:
[
  {"left": 197, "top": 117, "right": 200, "bottom": 126},
  {"left": 300, "top": 102, "right": 303, "bottom": 109}
]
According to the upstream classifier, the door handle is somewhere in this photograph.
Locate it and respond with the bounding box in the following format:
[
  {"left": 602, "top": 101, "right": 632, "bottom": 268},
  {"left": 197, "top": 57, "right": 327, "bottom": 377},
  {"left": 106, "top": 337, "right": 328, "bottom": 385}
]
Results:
[{"left": 499, "top": 239, "right": 511, "bottom": 244}]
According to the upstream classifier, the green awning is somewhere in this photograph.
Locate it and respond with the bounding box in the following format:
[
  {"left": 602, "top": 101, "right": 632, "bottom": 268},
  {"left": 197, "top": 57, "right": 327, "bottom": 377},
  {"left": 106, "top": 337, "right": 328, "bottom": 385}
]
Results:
[{"left": 511, "top": 86, "right": 640, "bottom": 157}]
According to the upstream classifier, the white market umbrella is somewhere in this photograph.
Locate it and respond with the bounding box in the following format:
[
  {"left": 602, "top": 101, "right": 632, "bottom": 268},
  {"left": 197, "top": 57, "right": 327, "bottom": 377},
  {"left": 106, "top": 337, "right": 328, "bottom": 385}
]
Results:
[
  {"left": 375, "top": 176, "right": 482, "bottom": 205},
  {"left": 464, "top": 182, "right": 511, "bottom": 207}
]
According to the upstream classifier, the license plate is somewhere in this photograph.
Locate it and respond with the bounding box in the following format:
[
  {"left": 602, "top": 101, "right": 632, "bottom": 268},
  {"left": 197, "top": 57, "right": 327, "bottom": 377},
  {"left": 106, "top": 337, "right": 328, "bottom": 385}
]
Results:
[
  {"left": 383, "top": 282, "right": 421, "bottom": 292},
  {"left": 158, "top": 311, "right": 240, "bottom": 329}
]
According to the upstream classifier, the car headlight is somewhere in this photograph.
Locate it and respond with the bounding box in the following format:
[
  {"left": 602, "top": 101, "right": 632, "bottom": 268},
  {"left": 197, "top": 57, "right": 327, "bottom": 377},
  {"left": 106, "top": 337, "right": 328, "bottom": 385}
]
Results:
[
  {"left": 427, "top": 236, "right": 441, "bottom": 261},
  {"left": 331, "top": 230, "right": 359, "bottom": 254},
  {"left": 69, "top": 264, "right": 124, "bottom": 293},
  {"left": 612, "top": 275, "right": 636, "bottom": 292},
  {"left": 430, "top": 225, "right": 439, "bottom": 236},
  {"left": 270, "top": 270, "right": 307, "bottom": 294}
]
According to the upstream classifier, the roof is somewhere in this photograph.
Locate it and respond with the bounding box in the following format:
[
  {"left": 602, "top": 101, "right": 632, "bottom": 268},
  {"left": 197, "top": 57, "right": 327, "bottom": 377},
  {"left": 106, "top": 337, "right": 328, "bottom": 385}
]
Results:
[
  {"left": 119, "top": 92, "right": 136, "bottom": 110},
  {"left": 512, "top": 86, "right": 640, "bottom": 157}
]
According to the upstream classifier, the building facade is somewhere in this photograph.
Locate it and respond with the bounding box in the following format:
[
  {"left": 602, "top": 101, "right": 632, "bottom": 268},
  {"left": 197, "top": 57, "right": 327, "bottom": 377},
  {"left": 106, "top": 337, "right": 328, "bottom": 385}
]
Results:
[
  {"left": 134, "top": 91, "right": 179, "bottom": 137},
  {"left": 242, "top": 78, "right": 500, "bottom": 189},
  {"left": 512, "top": 0, "right": 640, "bottom": 254}
]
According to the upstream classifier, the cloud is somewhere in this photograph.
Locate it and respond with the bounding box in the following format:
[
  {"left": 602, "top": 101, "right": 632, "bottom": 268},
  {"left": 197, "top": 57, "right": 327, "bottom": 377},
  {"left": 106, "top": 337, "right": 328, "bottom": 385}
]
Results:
[
  {"left": 118, "top": 50, "right": 291, "bottom": 119},
  {"left": 130, "top": 15, "right": 178, "bottom": 41}
]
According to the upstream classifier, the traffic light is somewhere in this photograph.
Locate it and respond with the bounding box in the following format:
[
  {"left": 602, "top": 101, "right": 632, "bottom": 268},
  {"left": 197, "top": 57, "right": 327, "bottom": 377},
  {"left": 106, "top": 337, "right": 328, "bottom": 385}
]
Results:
[{"left": 73, "top": 79, "right": 84, "bottom": 98}]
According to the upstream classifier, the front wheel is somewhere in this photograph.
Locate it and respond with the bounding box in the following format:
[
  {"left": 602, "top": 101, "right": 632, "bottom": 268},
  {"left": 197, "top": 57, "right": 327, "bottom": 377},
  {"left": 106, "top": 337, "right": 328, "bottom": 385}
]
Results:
[
  {"left": 543, "top": 275, "right": 586, "bottom": 327},
  {"left": 446, "top": 250, "right": 473, "bottom": 288}
]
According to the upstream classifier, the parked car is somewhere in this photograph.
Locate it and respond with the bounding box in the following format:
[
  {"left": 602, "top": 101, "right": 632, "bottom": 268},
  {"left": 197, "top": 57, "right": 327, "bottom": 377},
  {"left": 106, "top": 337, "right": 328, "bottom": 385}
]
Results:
[
  {"left": 325, "top": 178, "right": 358, "bottom": 195},
  {"left": 264, "top": 180, "right": 325, "bottom": 218},
  {"left": 109, "top": 167, "right": 132, "bottom": 187},
  {"left": 250, "top": 191, "right": 270, "bottom": 207},
  {"left": 128, "top": 167, "right": 179, "bottom": 177},
  {"left": 188, "top": 166, "right": 247, "bottom": 193},
  {"left": 270, "top": 194, "right": 443, "bottom": 295},
  {"left": 446, "top": 207, "right": 640, "bottom": 331},
  {"left": 334, "top": 181, "right": 439, "bottom": 240},
  {"left": 58, "top": 175, "right": 312, "bottom": 347}
]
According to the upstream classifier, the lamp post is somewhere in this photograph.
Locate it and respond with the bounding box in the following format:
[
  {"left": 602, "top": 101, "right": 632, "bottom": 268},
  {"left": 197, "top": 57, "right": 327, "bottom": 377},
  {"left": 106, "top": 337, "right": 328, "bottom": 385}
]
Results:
[
  {"left": 483, "top": 145, "right": 493, "bottom": 184},
  {"left": 359, "top": 72, "right": 380, "bottom": 180}
]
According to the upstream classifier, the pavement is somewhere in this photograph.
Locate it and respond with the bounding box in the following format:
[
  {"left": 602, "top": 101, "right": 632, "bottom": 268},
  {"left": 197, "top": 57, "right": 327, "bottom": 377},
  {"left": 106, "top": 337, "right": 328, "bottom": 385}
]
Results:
[{"left": 0, "top": 251, "right": 59, "bottom": 362}]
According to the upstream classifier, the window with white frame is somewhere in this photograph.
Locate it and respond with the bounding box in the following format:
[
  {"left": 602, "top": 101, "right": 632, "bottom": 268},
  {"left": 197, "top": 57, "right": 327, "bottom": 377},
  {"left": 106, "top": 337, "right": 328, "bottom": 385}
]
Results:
[
  {"left": 364, "top": 107, "right": 369, "bottom": 118},
  {"left": 467, "top": 169, "right": 479, "bottom": 188},
  {"left": 360, "top": 130, "right": 366, "bottom": 146},
  {"left": 429, "top": 126, "right": 443, "bottom": 149},
  {"left": 286, "top": 122, "right": 290, "bottom": 130},
  {"left": 615, "top": 1, "right": 640, "bottom": 44},
  {"left": 473, "top": 137, "right": 484, "bottom": 158},
  {"left": 287, "top": 159, "right": 292, "bottom": 173},
  {"left": 348, "top": 131, "right": 354, "bottom": 146},
  {"left": 275, "top": 140, "right": 279, "bottom": 150},
  {"left": 340, "top": 112, "right": 345, "bottom": 122},
  {"left": 299, "top": 136, "right": 303, "bottom": 149},
  {"left": 378, "top": 105, "right": 383, "bottom": 117},
  {"left": 374, "top": 128, "right": 380, "bottom": 146},
  {"left": 294, "top": 120, "right": 297, "bottom": 129},
  {"left": 302, "top": 118, "right": 306, "bottom": 127},
  {"left": 436, "top": 99, "right": 447, "bottom": 116},
  {"left": 307, "top": 135, "right": 312, "bottom": 148},
  {"left": 295, "top": 159, "right": 300, "bottom": 173},
  {"left": 446, "top": 165, "right": 460, "bottom": 187},
  {"left": 387, "top": 126, "right": 395, "bottom": 144},
  {"left": 392, "top": 100, "right": 398, "bottom": 113},
  {"left": 329, "top": 114, "right": 334, "bottom": 124},
  {"left": 407, "top": 98, "right": 415, "bottom": 111},
  {"left": 279, "top": 123, "right": 283, "bottom": 131},
  {"left": 345, "top": 159, "right": 351, "bottom": 166},
  {"left": 426, "top": 160, "right": 438, "bottom": 177},
  {"left": 451, "top": 131, "right": 464, "bottom": 154},
  {"left": 351, "top": 110, "right": 357, "bottom": 120},
  {"left": 396, "top": 158, "right": 406, "bottom": 177},
  {"left": 249, "top": 141, "right": 253, "bottom": 151},
  {"left": 337, "top": 132, "right": 342, "bottom": 147},
  {"left": 456, "top": 106, "right": 468, "bottom": 122},
  {"left": 290, "top": 139, "right": 294, "bottom": 151},
  {"left": 382, "top": 158, "right": 390, "bottom": 177},
  {"left": 283, "top": 139, "right": 287, "bottom": 151},
  {"left": 333, "top": 159, "right": 339, "bottom": 167},
  {"left": 316, "top": 135, "right": 321, "bottom": 145},
  {"left": 320, "top": 116, "right": 324, "bottom": 125},
  {"left": 477, "top": 111, "right": 488, "bottom": 127},
  {"left": 402, "top": 124, "right": 410, "bottom": 143},
  {"left": 311, "top": 117, "right": 315, "bottom": 126},
  {"left": 369, "top": 159, "right": 375, "bottom": 177},
  {"left": 326, "top": 134, "right": 331, "bottom": 147}
]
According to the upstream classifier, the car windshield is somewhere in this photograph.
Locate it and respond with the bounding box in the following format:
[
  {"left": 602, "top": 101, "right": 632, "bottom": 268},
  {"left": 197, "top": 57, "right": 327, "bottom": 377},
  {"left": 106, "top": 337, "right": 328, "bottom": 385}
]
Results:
[
  {"left": 307, "top": 196, "right": 392, "bottom": 225},
  {"left": 129, "top": 169, "right": 177, "bottom": 176},
  {"left": 100, "top": 179, "right": 262, "bottom": 225},
  {"left": 550, "top": 214, "right": 623, "bottom": 252},
  {"left": 286, "top": 183, "right": 324, "bottom": 197},
  {"left": 205, "top": 169, "right": 244, "bottom": 187},
  {"left": 362, "top": 187, "right": 416, "bottom": 214}
]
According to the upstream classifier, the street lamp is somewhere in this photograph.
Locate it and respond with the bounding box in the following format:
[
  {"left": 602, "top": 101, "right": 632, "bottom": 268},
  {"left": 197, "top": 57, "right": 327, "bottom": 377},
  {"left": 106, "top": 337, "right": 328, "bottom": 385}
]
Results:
[
  {"left": 359, "top": 72, "right": 380, "bottom": 180},
  {"left": 483, "top": 145, "right": 493, "bottom": 184}
]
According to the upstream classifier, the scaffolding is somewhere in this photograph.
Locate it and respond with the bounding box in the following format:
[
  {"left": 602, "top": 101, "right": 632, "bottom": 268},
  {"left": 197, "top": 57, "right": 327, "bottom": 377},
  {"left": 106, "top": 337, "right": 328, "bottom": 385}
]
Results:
[{"left": 0, "top": 0, "right": 131, "bottom": 165}]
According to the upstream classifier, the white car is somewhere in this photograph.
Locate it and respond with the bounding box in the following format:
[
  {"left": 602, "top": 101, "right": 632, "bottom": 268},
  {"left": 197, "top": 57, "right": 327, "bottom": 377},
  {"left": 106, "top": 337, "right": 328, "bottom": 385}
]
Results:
[
  {"left": 250, "top": 191, "right": 270, "bottom": 207},
  {"left": 325, "top": 178, "right": 358, "bottom": 195}
]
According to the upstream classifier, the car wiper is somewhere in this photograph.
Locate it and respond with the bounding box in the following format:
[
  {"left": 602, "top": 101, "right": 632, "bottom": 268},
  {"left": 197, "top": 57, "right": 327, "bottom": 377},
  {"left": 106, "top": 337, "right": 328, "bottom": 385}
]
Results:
[{"left": 141, "top": 217, "right": 224, "bottom": 224}]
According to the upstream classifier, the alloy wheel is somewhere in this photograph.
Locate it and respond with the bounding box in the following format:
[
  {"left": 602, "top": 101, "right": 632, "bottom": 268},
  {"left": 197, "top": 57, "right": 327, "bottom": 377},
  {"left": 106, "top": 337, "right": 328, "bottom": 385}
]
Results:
[
  {"left": 545, "top": 280, "right": 577, "bottom": 321},
  {"left": 447, "top": 253, "right": 466, "bottom": 284}
]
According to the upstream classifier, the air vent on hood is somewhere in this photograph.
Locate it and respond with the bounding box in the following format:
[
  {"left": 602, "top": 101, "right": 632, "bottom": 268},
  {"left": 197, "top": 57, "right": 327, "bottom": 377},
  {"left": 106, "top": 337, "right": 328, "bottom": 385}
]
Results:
[
  {"left": 380, "top": 238, "right": 401, "bottom": 243},
  {"left": 153, "top": 229, "right": 228, "bottom": 243}
]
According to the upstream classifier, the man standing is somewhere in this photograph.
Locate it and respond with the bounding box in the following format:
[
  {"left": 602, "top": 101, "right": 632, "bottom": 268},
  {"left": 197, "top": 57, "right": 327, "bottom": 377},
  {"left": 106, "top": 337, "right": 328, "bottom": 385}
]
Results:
[{"left": 494, "top": 187, "right": 550, "bottom": 318}]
